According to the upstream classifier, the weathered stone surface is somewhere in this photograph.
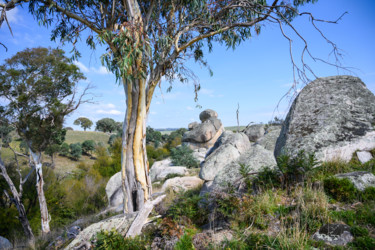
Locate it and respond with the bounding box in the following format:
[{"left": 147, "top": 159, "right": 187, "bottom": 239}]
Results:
[
  {"left": 0, "top": 236, "right": 12, "bottom": 250},
  {"left": 67, "top": 226, "right": 81, "bottom": 239},
  {"left": 199, "top": 109, "right": 218, "bottom": 122},
  {"left": 105, "top": 172, "right": 123, "bottom": 209},
  {"left": 357, "top": 151, "right": 373, "bottom": 164},
  {"left": 192, "top": 148, "right": 208, "bottom": 164},
  {"left": 312, "top": 223, "right": 353, "bottom": 246},
  {"left": 275, "top": 76, "right": 375, "bottom": 162},
  {"left": 161, "top": 176, "right": 204, "bottom": 192},
  {"left": 183, "top": 110, "right": 224, "bottom": 149},
  {"left": 244, "top": 124, "right": 265, "bottom": 142},
  {"left": 149, "top": 158, "right": 187, "bottom": 182},
  {"left": 66, "top": 213, "right": 136, "bottom": 249},
  {"left": 199, "top": 131, "right": 251, "bottom": 181},
  {"left": 188, "top": 122, "right": 199, "bottom": 131},
  {"left": 207, "top": 145, "right": 276, "bottom": 193},
  {"left": 335, "top": 171, "right": 375, "bottom": 191},
  {"left": 257, "top": 126, "right": 282, "bottom": 151}
]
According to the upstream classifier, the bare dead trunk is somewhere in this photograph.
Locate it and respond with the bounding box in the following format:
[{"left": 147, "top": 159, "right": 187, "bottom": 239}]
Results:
[
  {"left": 29, "top": 149, "right": 51, "bottom": 234},
  {"left": 0, "top": 158, "right": 35, "bottom": 248},
  {"left": 121, "top": 77, "right": 152, "bottom": 213}
]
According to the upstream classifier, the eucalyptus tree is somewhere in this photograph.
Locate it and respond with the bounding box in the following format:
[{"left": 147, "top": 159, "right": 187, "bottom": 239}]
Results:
[
  {"left": 1, "top": 0, "right": 344, "bottom": 213},
  {"left": 0, "top": 47, "right": 88, "bottom": 233},
  {"left": 74, "top": 117, "right": 93, "bottom": 131}
]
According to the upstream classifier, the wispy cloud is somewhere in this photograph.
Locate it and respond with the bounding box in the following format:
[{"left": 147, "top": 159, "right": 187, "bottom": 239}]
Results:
[
  {"left": 97, "top": 109, "right": 122, "bottom": 115},
  {"left": 186, "top": 106, "right": 194, "bottom": 110},
  {"left": 5, "top": 7, "right": 21, "bottom": 24},
  {"left": 73, "top": 61, "right": 111, "bottom": 75}
]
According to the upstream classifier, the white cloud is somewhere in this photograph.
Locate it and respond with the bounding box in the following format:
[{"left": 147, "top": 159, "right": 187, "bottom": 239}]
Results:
[
  {"left": 186, "top": 106, "right": 194, "bottom": 110},
  {"left": 73, "top": 61, "right": 89, "bottom": 73},
  {"left": 73, "top": 61, "right": 110, "bottom": 75},
  {"left": 200, "top": 88, "right": 214, "bottom": 95},
  {"left": 97, "top": 109, "right": 122, "bottom": 115},
  {"left": 150, "top": 111, "right": 157, "bottom": 115},
  {"left": 93, "top": 66, "right": 111, "bottom": 75}
]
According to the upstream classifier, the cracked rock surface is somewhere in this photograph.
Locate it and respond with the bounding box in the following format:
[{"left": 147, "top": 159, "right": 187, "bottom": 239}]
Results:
[{"left": 275, "top": 75, "right": 375, "bottom": 162}]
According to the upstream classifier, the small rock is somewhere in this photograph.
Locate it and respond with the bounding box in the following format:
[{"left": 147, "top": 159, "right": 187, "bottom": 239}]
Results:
[
  {"left": 199, "top": 109, "right": 218, "bottom": 122},
  {"left": 257, "top": 126, "right": 281, "bottom": 151},
  {"left": 356, "top": 151, "right": 373, "bottom": 164},
  {"left": 335, "top": 171, "right": 375, "bottom": 191},
  {"left": 312, "top": 223, "right": 353, "bottom": 246},
  {"left": 161, "top": 176, "right": 204, "bottom": 192},
  {"left": 192, "top": 148, "right": 207, "bottom": 164},
  {"left": 149, "top": 158, "right": 188, "bottom": 182},
  {"left": 67, "top": 225, "right": 81, "bottom": 239},
  {"left": 243, "top": 124, "right": 265, "bottom": 142},
  {"left": 105, "top": 172, "right": 123, "bottom": 209},
  {"left": 0, "top": 236, "right": 12, "bottom": 250}
]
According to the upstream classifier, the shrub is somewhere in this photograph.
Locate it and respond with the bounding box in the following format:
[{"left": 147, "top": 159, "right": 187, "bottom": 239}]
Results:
[
  {"left": 93, "top": 145, "right": 120, "bottom": 177},
  {"left": 70, "top": 143, "right": 82, "bottom": 160},
  {"left": 82, "top": 140, "right": 96, "bottom": 155},
  {"left": 147, "top": 145, "right": 170, "bottom": 167},
  {"left": 59, "top": 142, "right": 70, "bottom": 156},
  {"left": 174, "top": 231, "right": 195, "bottom": 250},
  {"left": 95, "top": 229, "right": 148, "bottom": 249},
  {"left": 350, "top": 236, "right": 375, "bottom": 249},
  {"left": 170, "top": 145, "right": 198, "bottom": 168},
  {"left": 351, "top": 225, "right": 369, "bottom": 237},
  {"left": 361, "top": 187, "right": 375, "bottom": 202},
  {"left": 323, "top": 177, "right": 357, "bottom": 202}
]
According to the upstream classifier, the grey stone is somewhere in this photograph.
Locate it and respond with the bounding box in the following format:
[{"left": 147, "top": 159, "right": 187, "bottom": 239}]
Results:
[
  {"left": 335, "top": 171, "right": 375, "bottom": 191},
  {"left": 183, "top": 110, "right": 224, "bottom": 149},
  {"left": 275, "top": 75, "right": 375, "bottom": 162},
  {"left": 257, "top": 126, "right": 281, "bottom": 151},
  {"left": 357, "top": 151, "right": 373, "bottom": 164},
  {"left": 312, "top": 223, "right": 353, "bottom": 246},
  {"left": 67, "top": 226, "right": 81, "bottom": 239},
  {"left": 207, "top": 145, "right": 276, "bottom": 193},
  {"left": 244, "top": 124, "right": 265, "bottom": 142},
  {"left": 0, "top": 236, "right": 12, "bottom": 250},
  {"left": 149, "top": 158, "right": 187, "bottom": 182},
  {"left": 192, "top": 148, "right": 208, "bottom": 164},
  {"left": 66, "top": 213, "right": 137, "bottom": 249},
  {"left": 188, "top": 122, "right": 199, "bottom": 131},
  {"left": 199, "top": 131, "right": 251, "bottom": 181},
  {"left": 105, "top": 172, "right": 123, "bottom": 209},
  {"left": 161, "top": 176, "right": 204, "bottom": 192},
  {"left": 199, "top": 109, "right": 218, "bottom": 122}
]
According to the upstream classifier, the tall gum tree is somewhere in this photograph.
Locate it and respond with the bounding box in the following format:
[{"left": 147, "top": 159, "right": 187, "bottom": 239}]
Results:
[
  {"left": 1, "top": 0, "right": 346, "bottom": 213},
  {"left": 0, "top": 47, "right": 88, "bottom": 233}
]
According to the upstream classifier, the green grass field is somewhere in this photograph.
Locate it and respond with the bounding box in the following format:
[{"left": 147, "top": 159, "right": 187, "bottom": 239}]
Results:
[{"left": 65, "top": 130, "right": 110, "bottom": 146}]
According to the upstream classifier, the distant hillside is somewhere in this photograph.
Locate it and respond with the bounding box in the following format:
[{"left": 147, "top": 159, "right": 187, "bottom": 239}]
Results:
[{"left": 65, "top": 130, "right": 110, "bottom": 146}]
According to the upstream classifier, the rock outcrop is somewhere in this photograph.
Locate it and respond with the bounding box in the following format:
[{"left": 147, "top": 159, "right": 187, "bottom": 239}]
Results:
[
  {"left": 312, "top": 223, "right": 353, "bottom": 246},
  {"left": 335, "top": 171, "right": 375, "bottom": 191},
  {"left": 257, "top": 125, "right": 282, "bottom": 151},
  {"left": 356, "top": 151, "right": 373, "bottom": 164},
  {"left": 105, "top": 172, "right": 123, "bottom": 211},
  {"left": 199, "top": 131, "right": 251, "bottom": 181},
  {"left": 161, "top": 176, "right": 204, "bottom": 192},
  {"left": 0, "top": 236, "right": 12, "bottom": 250},
  {"left": 149, "top": 158, "right": 188, "bottom": 182},
  {"left": 66, "top": 214, "right": 136, "bottom": 249},
  {"left": 243, "top": 124, "right": 265, "bottom": 142},
  {"left": 205, "top": 145, "right": 276, "bottom": 193},
  {"left": 183, "top": 109, "right": 224, "bottom": 149},
  {"left": 275, "top": 75, "right": 375, "bottom": 162}
]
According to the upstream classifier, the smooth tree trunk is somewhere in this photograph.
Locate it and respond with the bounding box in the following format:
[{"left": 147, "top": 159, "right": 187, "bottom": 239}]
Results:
[
  {"left": 121, "top": 77, "right": 152, "bottom": 213},
  {"left": 29, "top": 149, "right": 51, "bottom": 234},
  {"left": 0, "top": 158, "right": 35, "bottom": 248}
]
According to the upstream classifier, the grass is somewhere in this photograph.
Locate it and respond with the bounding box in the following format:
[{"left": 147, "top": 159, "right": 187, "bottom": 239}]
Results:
[{"left": 65, "top": 130, "right": 110, "bottom": 146}]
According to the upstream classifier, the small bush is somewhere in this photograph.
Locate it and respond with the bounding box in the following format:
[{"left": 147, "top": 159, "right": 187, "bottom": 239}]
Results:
[
  {"left": 82, "top": 140, "right": 96, "bottom": 155},
  {"left": 350, "top": 236, "right": 375, "bottom": 249},
  {"left": 323, "top": 177, "right": 357, "bottom": 202},
  {"left": 95, "top": 229, "right": 148, "bottom": 249},
  {"left": 351, "top": 225, "right": 369, "bottom": 237},
  {"left": 59, "top": 142, "right": 70, "bottom": 156},
  {"left": 170, "top": 145, "right": 198, "bottom": 168},
  {"left": 70, "top": 143, "right": 82, "bottom": 160},
  {"left": 361, "top": 187, "right": 375, "bottom": 202},
  {"left": 174, "top": 231, "right": 195, "bottom": 250}
]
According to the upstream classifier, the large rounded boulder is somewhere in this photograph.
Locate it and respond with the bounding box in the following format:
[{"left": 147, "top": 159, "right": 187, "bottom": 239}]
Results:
[
  {"left": 275, "top": 75, "right": 375, "bottom": 162},
  {"left": 183, "top": 109, "right": 224, "bottom": 149}
]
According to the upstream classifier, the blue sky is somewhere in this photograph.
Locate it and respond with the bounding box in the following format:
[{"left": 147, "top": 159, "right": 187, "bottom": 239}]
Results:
[{"left": 1, "top": 0, "right": 375, "bottom": 130}]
